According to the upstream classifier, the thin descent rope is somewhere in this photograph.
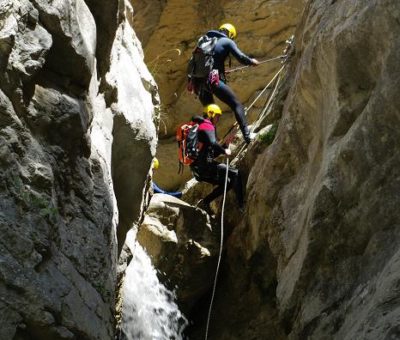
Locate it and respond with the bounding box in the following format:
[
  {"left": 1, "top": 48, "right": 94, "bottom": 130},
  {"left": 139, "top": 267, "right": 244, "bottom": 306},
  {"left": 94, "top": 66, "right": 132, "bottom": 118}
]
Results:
[
  {"left": 235, "top": 65, "right": 286, "bottom": 159},
  {"left": 225, "top": 55, "right": 285, "bottom": 74},
  {"left": 204, "top": 157, "right": 230, "bottom": 340},
  {"left": 252, "top": 68, "right": 284, "bottom": 132},
  {"left": 244, "top": 64, "right": 286, "bottom": 114},
  {"left": 222, "top": 64, "right": 286, "bottom": 144}
]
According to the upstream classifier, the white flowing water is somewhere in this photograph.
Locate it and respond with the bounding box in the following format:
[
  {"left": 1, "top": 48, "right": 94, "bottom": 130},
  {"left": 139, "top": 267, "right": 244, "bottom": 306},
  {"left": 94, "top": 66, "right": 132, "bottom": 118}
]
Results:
[{"left": 120, "top": 241, "right": 188, "bottom": 340}]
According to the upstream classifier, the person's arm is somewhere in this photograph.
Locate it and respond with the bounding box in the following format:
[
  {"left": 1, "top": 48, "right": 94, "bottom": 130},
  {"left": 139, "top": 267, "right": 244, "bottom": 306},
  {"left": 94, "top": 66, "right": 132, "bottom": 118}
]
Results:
[
  {"left": 202, "top": 129, "right": 228, "bottom": 157},
  {"left": 228, "top": 39, "right": 259, "bottom": 65}
]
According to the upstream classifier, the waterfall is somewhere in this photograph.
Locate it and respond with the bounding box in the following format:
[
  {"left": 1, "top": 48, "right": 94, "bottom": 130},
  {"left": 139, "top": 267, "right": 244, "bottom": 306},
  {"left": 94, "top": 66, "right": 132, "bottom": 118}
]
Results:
[{"left": 120, "top": 239, "right": 188, "bottom": 340}]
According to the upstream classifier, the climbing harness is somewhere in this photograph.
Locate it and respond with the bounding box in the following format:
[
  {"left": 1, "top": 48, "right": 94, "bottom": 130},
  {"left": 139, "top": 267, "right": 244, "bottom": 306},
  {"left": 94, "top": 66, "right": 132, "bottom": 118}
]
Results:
[
  {"left": 225, "top": 54, "right": 286, "bottom": 74},
  {"left": 204, "top": 157, "right": 230, "bottom": 340}
]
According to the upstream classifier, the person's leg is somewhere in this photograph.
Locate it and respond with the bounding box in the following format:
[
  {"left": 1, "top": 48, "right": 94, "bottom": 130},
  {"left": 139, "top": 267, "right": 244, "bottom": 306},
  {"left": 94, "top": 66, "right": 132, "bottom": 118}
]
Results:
[
  {"left": 211, "top": 81, "right": 251, "bottom": 142},
  {"left": 215, "top": 163, "right": 244, "bottom": 208},
  {"left": 202, "top": 162, "right": 238, "bottom": 204},
  {"left": 232, "top": 169, "right": 244, "bottom": 208},
  {"left": 195, "top": 162, "right": 245, "bottom": 212},
  {"left": 198, "top": 162, "right": 228, "bottom": 205},
  {"left": 198, "top": 83, "right": 214, "bottom": 107}
]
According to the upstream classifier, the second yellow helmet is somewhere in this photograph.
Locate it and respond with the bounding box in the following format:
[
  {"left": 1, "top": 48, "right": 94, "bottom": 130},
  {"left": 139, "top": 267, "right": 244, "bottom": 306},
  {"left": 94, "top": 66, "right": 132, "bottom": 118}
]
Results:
[
  {"left": 219, "top": 23, "right": 237, "bottom": 40},
  {"left": 152, "top": 157, "right": 159, "bottom": 170},
  {"left": 204, "top": 104, "right": 222, "bottom": 118}
]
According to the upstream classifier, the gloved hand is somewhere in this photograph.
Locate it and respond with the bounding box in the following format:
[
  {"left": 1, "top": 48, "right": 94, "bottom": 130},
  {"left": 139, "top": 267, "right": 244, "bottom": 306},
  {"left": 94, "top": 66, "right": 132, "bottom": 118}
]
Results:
[{"left": 251, "top": 58, "right": 260, "bottom": 66}]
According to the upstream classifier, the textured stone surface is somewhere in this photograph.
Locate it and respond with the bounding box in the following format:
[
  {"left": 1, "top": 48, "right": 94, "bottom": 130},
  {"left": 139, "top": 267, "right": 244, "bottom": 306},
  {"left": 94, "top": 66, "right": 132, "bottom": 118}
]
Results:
[
  {"left": 32, "top": 0, "right": 97, "bottom": 88},
  {"left": 137, "top": 194, "right": 219, "bottom": 312},
  {"left": 108, "top": 19, "right": 159, "bottom": 249},
  {"left": 195, "top": 0, "right": 400, "bottom": 339},
  {"left": 0, "top": 0, "right": 158, "bottom": 338},
  {"left": 130, "top": 0, "right": 306, "bottom": 191}
]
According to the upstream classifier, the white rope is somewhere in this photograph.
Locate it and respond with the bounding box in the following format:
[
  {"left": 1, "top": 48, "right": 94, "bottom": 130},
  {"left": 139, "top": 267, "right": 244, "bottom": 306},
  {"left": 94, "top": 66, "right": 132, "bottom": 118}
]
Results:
[
  {"left": 204, "top": 157, "right": 230, "bottom": 340},
  {"left": 221, "top": 64, "right": 286, "bottom": 145},
  {"left": 233, "top": 65, "right": 286, "bottom": 160},
  {"left": 244, "top": 64, "right": 285, "bottom": 114},
  {"left": 252, "top": 68, "right": 283, "bottom": 132},
  {"left": 225, "top": 55, "right": 286, "bottom": 74}
]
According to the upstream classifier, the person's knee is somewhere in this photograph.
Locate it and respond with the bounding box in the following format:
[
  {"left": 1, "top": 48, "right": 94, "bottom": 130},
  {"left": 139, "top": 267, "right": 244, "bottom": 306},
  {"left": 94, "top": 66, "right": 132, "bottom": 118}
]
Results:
[{"left": 229, "top": 168, "right": 239, "bottom": 178}]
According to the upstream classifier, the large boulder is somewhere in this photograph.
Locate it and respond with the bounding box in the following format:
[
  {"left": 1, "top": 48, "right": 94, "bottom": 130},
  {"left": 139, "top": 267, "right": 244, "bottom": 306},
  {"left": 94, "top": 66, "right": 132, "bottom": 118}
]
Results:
[{"left": 137, "top": 194, "right": 220, "bottom": 312}]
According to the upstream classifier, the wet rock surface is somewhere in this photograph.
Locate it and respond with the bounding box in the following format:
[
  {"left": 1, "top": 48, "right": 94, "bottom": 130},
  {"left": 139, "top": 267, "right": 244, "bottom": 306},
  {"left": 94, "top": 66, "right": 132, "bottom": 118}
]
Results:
[{"left": 0, "top": 0, "right": 157, "bottom": 338}]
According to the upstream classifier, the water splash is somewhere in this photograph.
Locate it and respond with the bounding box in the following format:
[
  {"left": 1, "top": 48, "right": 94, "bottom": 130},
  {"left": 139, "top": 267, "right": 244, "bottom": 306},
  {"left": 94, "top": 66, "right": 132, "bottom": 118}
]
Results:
[{"left": 120, "top": 242, "right": 188, "bottom": 340}]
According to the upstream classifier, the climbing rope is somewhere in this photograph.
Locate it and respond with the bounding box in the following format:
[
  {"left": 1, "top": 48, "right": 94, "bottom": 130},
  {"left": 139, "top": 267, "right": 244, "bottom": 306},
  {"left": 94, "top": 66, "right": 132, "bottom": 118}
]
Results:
[
  {"left": 254, "top": 68, "right": 283, "bottom": 130},
  {"left": 204, "top": 157, "right": 230, "bottom": 340},
  {"left": 221, "top": 63, "right": 286, "bottom": 145},
  {"left": 221, "top": 36, "right": 294, "bottom": 146},
  {"left": 225, "top": 55, "right": 286, "bottom": 74},
  {"left": 245, "top": 64, "right": 286, "bottom": 114}
]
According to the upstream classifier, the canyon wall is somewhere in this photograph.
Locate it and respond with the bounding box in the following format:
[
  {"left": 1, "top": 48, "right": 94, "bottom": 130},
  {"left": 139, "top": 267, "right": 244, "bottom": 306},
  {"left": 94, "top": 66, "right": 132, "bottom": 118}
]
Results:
[
  {"left": 199, "top": 0, "right": 400, "bottom": 339},
  {"left": 3, "top": 0, "right": 399, "bottom": 339},
  {"left": 0, "top": 0, "right": 157, "bottom": 338}
]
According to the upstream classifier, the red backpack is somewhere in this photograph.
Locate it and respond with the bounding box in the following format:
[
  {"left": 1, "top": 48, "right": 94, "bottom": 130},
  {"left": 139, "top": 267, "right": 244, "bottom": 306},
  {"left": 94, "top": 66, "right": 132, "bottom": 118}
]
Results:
[{"left": 176, "top": 121, "right": 203, "bottom": 174}]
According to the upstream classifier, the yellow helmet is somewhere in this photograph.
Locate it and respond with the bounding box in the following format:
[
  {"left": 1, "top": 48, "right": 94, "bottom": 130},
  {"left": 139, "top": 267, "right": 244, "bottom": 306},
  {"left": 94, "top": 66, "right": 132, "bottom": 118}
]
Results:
[
  {"left": 204, "top": 104, "right": 222, "bottom": 118},
  {"left": 219, "top": 23, "right": 237, "bottom": 40},
  {"left": 152, "top": 158, "right": 159, "bottom": 170}
]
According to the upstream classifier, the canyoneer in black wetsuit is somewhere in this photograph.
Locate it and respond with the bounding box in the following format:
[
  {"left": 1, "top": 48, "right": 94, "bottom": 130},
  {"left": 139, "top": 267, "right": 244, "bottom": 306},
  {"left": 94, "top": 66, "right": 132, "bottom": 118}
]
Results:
[
  {"left": 190, "top": 104, "right": 244, "bottom": 213},
  {"left": 191, "top": 23, "right": 259, "bottom": 144},
  {"left": 151, "top": 158, "right": 182, "bottom": 198}
]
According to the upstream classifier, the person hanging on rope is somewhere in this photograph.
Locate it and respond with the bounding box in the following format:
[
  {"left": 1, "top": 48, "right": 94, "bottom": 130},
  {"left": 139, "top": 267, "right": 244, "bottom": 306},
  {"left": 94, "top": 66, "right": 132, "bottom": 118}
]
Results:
[
  {"left": 188, "top": 23, "right": 259, "bottom": 144},
  {"left": 151, "top": 158, "right": 182, "bottom": 198},
  {"left": 190, "top": 104, "right": 244, "bottom": 214}
]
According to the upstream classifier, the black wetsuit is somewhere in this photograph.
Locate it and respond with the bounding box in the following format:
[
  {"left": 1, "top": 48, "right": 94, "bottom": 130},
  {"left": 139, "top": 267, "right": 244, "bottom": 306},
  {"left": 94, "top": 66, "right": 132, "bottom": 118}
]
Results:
[
  {"left": 190, "top": 116, "right": 244, "bottom": 207},
  {"left": 194, "top": 30, "right": 255, "bottom": 142}
]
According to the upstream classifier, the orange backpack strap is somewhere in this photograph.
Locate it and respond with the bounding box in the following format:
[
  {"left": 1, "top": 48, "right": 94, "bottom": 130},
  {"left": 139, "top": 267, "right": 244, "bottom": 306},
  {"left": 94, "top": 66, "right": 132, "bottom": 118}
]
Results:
[{"left": 176, "top": 121, "right": 196, "bottom": 174}]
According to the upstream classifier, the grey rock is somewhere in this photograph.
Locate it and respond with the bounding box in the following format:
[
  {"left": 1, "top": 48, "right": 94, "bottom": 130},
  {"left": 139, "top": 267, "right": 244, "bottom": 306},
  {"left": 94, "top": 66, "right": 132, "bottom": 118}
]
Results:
[
  {"left": 107, "top": 20, "right": 159, "bottom": 250},
  {"left": 0, "top": 1, "right": 158, "bottom": 339},
  {"left": 31, "top": 0, "right": 96, "bottom": 88},
  {"left": 137, "top": 194, "right": 220, "bottom": 312}
]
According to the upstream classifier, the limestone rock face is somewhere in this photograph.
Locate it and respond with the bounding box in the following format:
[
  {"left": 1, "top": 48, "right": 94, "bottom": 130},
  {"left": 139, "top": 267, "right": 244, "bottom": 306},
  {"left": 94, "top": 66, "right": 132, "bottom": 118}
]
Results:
[
  {"left": 199, "top": 1, "right": 400, "bottom": 339},
  {"left": 130, "top": 0, "right": 307, "bottom": 191},
  {"left": 0, "top": 0, "right": 157, "bottom": 339},
  {"left": 137, "top": 194, "right": 219, "bottom": 312}
]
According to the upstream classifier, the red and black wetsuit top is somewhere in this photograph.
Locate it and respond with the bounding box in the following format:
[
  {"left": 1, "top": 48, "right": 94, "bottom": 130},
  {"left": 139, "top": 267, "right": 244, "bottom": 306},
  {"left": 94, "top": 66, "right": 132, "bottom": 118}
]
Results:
[{"left": 191, "top": 116, "right": 225, "bottom": 166}]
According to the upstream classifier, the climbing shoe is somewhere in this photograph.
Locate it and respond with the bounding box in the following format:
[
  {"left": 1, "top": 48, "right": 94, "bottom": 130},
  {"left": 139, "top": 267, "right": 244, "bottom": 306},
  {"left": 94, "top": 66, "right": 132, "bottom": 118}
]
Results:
[{"left": 244, "top": 132, "right": 256, "bottom": 145}]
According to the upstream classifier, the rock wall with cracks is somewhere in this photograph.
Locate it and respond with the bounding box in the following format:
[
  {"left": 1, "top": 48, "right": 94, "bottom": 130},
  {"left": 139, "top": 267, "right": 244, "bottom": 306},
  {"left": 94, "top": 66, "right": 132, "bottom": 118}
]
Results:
[
  {"left": 0, "top": 0, "right": 158, "bottom": 339},
  {"left": 191, "top": 0, "right": 400, "bottom": 339}
]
